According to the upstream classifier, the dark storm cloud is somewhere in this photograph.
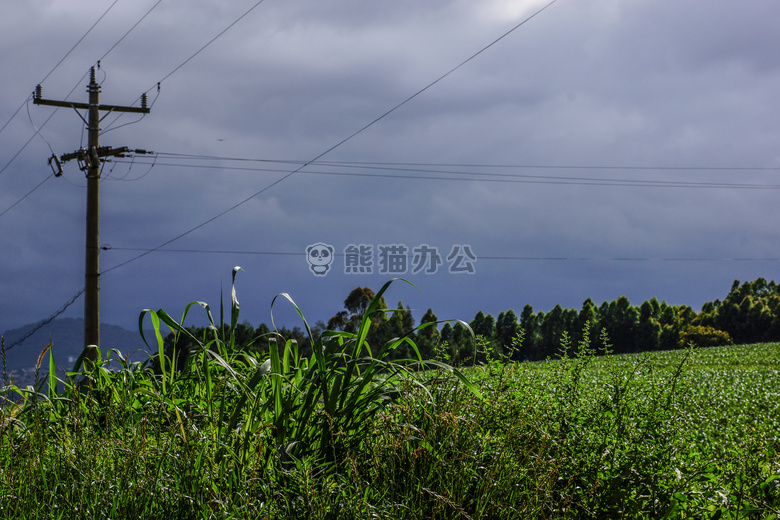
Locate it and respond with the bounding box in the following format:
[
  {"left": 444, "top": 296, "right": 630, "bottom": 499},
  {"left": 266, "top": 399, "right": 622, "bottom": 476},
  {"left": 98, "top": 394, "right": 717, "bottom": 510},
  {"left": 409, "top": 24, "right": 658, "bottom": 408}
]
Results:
[{"left": 2, "top": 0, "right": 780, "bottom": 340}]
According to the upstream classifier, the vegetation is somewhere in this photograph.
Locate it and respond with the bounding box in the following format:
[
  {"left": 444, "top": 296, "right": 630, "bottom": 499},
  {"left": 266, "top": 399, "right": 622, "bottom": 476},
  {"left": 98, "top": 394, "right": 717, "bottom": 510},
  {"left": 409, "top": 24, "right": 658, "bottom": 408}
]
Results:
[
  {"left": 440, "top": 277, "right": 780, "bottom": 361},
  {"left": 160, "top": 277, "right": 780, "bottom": 366},
  {"left": 1, "top": 272, "right": 778, "bottom": 518}
]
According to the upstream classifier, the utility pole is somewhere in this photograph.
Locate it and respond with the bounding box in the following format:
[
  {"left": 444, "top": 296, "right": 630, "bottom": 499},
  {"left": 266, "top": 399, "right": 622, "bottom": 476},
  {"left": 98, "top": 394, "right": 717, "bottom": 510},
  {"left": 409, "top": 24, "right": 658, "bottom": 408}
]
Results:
[{"left": 34, "top": 66, "right": 151, "bottom": 362}]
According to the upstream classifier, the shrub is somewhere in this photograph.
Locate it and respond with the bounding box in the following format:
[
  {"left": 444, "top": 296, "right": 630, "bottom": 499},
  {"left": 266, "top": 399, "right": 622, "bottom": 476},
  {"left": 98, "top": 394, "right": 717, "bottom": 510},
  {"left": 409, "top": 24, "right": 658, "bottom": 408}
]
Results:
[{"left": 679, "top": 325, "right": 733, "bottom": 348}]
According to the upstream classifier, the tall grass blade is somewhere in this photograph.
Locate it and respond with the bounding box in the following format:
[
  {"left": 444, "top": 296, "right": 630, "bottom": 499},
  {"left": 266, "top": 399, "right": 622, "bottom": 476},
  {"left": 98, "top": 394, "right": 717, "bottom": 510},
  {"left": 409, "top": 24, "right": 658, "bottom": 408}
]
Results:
[{"left": 47, "top": 345, "right": 57, "bottom": 401}]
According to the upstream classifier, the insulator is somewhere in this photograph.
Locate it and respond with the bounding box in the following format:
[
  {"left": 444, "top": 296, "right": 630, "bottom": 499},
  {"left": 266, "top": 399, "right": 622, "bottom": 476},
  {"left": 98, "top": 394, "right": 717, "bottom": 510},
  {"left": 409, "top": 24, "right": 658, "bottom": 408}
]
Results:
[
  {"left": 48, "top": 154, "right": 63, "bottom": 177},
  {"left": 141, "top": 92, "right": 148, "bottom": 110},
  {"left": 90, "top": 66, "right": 97, "bottom": 83},
  {"left": 35, "top": 84, "right": 42, "bottom": 100}
]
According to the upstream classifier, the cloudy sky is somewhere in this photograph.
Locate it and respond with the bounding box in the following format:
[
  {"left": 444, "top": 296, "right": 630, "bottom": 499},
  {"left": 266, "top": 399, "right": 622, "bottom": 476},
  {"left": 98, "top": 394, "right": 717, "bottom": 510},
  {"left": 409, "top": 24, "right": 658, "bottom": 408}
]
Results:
[{"left": 2, "top": 0, "right": 780, "bottom": 345}]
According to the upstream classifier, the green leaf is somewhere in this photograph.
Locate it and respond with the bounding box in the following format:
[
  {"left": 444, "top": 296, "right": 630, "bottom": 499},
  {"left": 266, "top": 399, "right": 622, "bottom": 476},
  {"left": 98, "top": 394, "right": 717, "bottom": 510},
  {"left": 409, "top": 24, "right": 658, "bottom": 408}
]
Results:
[{"left": 47, "top": 344, "right": 57, "bottom": 401}]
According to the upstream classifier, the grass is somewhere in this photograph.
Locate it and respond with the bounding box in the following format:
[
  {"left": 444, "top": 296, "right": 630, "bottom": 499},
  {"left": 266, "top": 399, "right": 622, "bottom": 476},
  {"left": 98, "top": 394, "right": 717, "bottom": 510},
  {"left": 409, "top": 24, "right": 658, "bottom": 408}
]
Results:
[{"left": 1, "top": 274, "right": 778, "bottom": 519}]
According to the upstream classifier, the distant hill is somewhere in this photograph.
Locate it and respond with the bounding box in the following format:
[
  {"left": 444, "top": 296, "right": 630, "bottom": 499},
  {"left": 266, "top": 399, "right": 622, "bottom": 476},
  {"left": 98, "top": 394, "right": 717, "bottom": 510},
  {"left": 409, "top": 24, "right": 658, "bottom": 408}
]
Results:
[{"left": 1, "top": 318, "right": 152, "bottom": 373}]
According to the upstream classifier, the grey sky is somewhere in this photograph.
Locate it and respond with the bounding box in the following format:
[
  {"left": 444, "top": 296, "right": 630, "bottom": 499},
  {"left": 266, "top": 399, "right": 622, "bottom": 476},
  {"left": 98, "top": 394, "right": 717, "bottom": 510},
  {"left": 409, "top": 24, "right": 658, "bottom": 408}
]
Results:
[{"left": 2, "top": 0, "right": 780, "bottom": 344}]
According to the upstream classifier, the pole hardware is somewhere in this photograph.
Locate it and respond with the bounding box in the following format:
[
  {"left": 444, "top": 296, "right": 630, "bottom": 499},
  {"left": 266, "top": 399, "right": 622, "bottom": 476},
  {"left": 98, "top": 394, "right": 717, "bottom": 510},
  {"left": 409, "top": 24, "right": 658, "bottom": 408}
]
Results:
[
  {"left": 48, "top": 154, "right": 63, "bottom": 176},
  {"left": 59, "top": 146, "right": 134, "bottom": 173}
]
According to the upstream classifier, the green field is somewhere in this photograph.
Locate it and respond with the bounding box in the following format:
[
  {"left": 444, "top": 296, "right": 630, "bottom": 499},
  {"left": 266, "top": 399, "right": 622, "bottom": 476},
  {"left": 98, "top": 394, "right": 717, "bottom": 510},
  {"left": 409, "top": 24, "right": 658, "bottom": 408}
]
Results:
[{"left": 1, "top": 285, "right": 778, "bottom": 519}]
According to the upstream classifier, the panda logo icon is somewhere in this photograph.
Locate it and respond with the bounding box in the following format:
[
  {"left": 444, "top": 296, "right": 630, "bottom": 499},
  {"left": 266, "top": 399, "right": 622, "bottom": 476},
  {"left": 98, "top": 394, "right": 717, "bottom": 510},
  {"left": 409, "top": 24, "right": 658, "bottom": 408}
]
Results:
[{"left": 306, "top": 243, "right": 335, "bottom": 276}]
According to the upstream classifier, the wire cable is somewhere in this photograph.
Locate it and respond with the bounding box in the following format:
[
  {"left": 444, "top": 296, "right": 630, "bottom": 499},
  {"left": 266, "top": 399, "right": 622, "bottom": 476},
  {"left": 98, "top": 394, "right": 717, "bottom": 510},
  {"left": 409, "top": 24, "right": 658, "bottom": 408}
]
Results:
[
  {"left": 1, "top": 0, "right": 161, "bottom": 220},
  {"left": 3, "top": 287, "right": 85, "bottom": 352},
  {"left": 40, "top": 0, "right": 123, "bottom": 86},
  {"left": 0, "top": 78, "right": 88, "bottom": 220},
  {"left": 149, "top": 152, "right": 780, "bottom": 172},
  {"left": 280, "top": 0, "right": 562, "bottom": 177},
  {"left": 0, "top": 99, "right": 29, "bottom": 137},
  {"left": 0, "top": 0, "right": 122, "bottom": 141},
  {"left": 99, "top": 0, "right": 163, "bottom": 64},
  {"left": 103, "top": 0, "right": 264, "bottom": 132},
  {"left": 0, "top": 174, "right": 54, "bottom": 218},
  {"left": 26, "top": 99, "right": 57, "bottom": 156},
  {"left": 101, "top": 0, "right": 560, "bottom": 275},
  {"left": 109, "top": 157, "right": 780, "bottom": 190},
  {"left": 0, "top": 68, "right": 91, "bottom": 180},
  {"left": 150, "top": 152, "right": 780, "bottom": 172},
  {"left": 105, "top": 153, "right": 157, "bottom": 182},
  {"left": 150, "top": 0, "right": 268, "bottom": 90},
  {"left": 98, "top": 0, "right": 164, "bottom": 133},
  {"left": 104, "top": 246, "right": 780, "bottom": 263},
  {"left": 2, "top": 0, "right": 162, "bottom": 179}
]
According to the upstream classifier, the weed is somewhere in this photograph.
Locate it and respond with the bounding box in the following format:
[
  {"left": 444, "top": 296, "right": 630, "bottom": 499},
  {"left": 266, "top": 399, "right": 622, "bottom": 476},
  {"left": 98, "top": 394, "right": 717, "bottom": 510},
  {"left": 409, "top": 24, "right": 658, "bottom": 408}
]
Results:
[{"left": 1, "top": 275, "right": 778, "bottom": 519}]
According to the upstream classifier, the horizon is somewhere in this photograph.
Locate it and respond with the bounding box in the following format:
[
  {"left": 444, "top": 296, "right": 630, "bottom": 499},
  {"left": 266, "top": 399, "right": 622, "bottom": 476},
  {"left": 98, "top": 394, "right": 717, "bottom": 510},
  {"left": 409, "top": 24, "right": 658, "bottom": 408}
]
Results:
[
  {"left": 3, "top": 1, "right": 780, "bottom": 337},
  {"left": 2, "top": 274, "right": 764, "bottom": 342}
]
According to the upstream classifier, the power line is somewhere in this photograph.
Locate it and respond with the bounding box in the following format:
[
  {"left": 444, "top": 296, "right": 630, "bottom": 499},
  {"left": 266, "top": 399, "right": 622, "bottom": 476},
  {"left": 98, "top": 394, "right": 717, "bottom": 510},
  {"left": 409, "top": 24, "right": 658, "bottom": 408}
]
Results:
[
  {"left": 292, "top": 0, "right": 561, "bottom": 171},
  {"left": 103, "top": 246, "right": 780, "bottom": 263},
  {"left": 153, "top": 153, "right": 780, "bottom": 172},
  {"left": 40, "top": 0, "right": 123, "bottom": 86},
  {"left": 101, "top": 86, "right": 161, "bottom": 135},
  {"left": 0, "top": 174, "right": 54, "bottom": 218},
  {"left": 0, "top": 0, "right": 122, "bottom": 141},
  {"left": 99, "top": 0, "right": 163, "bottom": 63},
  {"left": 0, "top": 76, "right": 88, "bottom": 210},
  {"left": 3, "top": 288, "right": 85, "bottom": 352},
  {"left": 26, "top": 99, "right": 57, "bottom": 156},
  {"left": 293, "top": 160, "right": 780, "bottom": 172},
  {"left": 479, "top": 255, "right": 780, "bottom": 262},
  {"left": 85, "top": 0, "right": 165, "bottom": 134},
  {"left": 0, "top": 73, "right": 88, "bottom": 178},
  {"left": 259, "top": 169, "right": 780, "bottom": 189},
  {"left": 109, "top": 156, "right": 780, "bottom": 190},
  {"left": 103, "top": 0, "right": 268, "bottom": 137},
  {"left": 0, "top": 99, "right": 29, "bottom": 137},
  {"left": 107, "top": 246, "right": 299, "bottom": 257},
  {"left": 1, "top": 0, "right": 163, "bottom": 180},
  {"left": 98, "top": 1, "right": 567, "bottom": 275},
  {"left": 145, "top": 0, "right": 268, "bottom": 94},
  {"left": 97, "top": 0, "right": 165, "bottom": 134}
]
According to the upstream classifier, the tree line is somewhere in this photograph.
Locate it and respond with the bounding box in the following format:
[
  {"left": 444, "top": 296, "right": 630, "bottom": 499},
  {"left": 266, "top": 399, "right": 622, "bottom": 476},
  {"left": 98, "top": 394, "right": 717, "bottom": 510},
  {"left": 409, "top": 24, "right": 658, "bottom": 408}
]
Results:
[
  {"left": 441, "top": 277, "right": 780, "bottom": 362},
  {"left": 162, "top": 278, "right": 780, "bottom": 365}
]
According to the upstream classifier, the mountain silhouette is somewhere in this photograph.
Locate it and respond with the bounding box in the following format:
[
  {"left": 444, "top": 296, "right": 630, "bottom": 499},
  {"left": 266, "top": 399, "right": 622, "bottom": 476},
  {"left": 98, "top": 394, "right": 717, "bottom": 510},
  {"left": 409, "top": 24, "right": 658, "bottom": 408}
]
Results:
[{"left": 1, "top": 318, "right": 152, "bottom": 373}]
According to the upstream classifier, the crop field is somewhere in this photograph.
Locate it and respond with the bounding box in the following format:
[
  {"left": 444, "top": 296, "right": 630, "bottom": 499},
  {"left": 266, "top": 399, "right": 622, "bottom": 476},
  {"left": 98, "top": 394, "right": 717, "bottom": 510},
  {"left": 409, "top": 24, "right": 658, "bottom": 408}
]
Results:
[
  {"left": 469, "top": 341, "right": 780, "bottom": 518},
  {"left": 1, "top": 281, "right": 778, "bottom": 519}
]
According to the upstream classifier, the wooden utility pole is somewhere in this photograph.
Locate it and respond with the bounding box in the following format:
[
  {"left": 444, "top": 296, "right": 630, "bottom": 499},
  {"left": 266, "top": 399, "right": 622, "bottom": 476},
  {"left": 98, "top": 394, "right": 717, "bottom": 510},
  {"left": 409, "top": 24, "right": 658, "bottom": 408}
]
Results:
[{"left": 34, "top": 66, "right": 150, "bottom": 361}]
